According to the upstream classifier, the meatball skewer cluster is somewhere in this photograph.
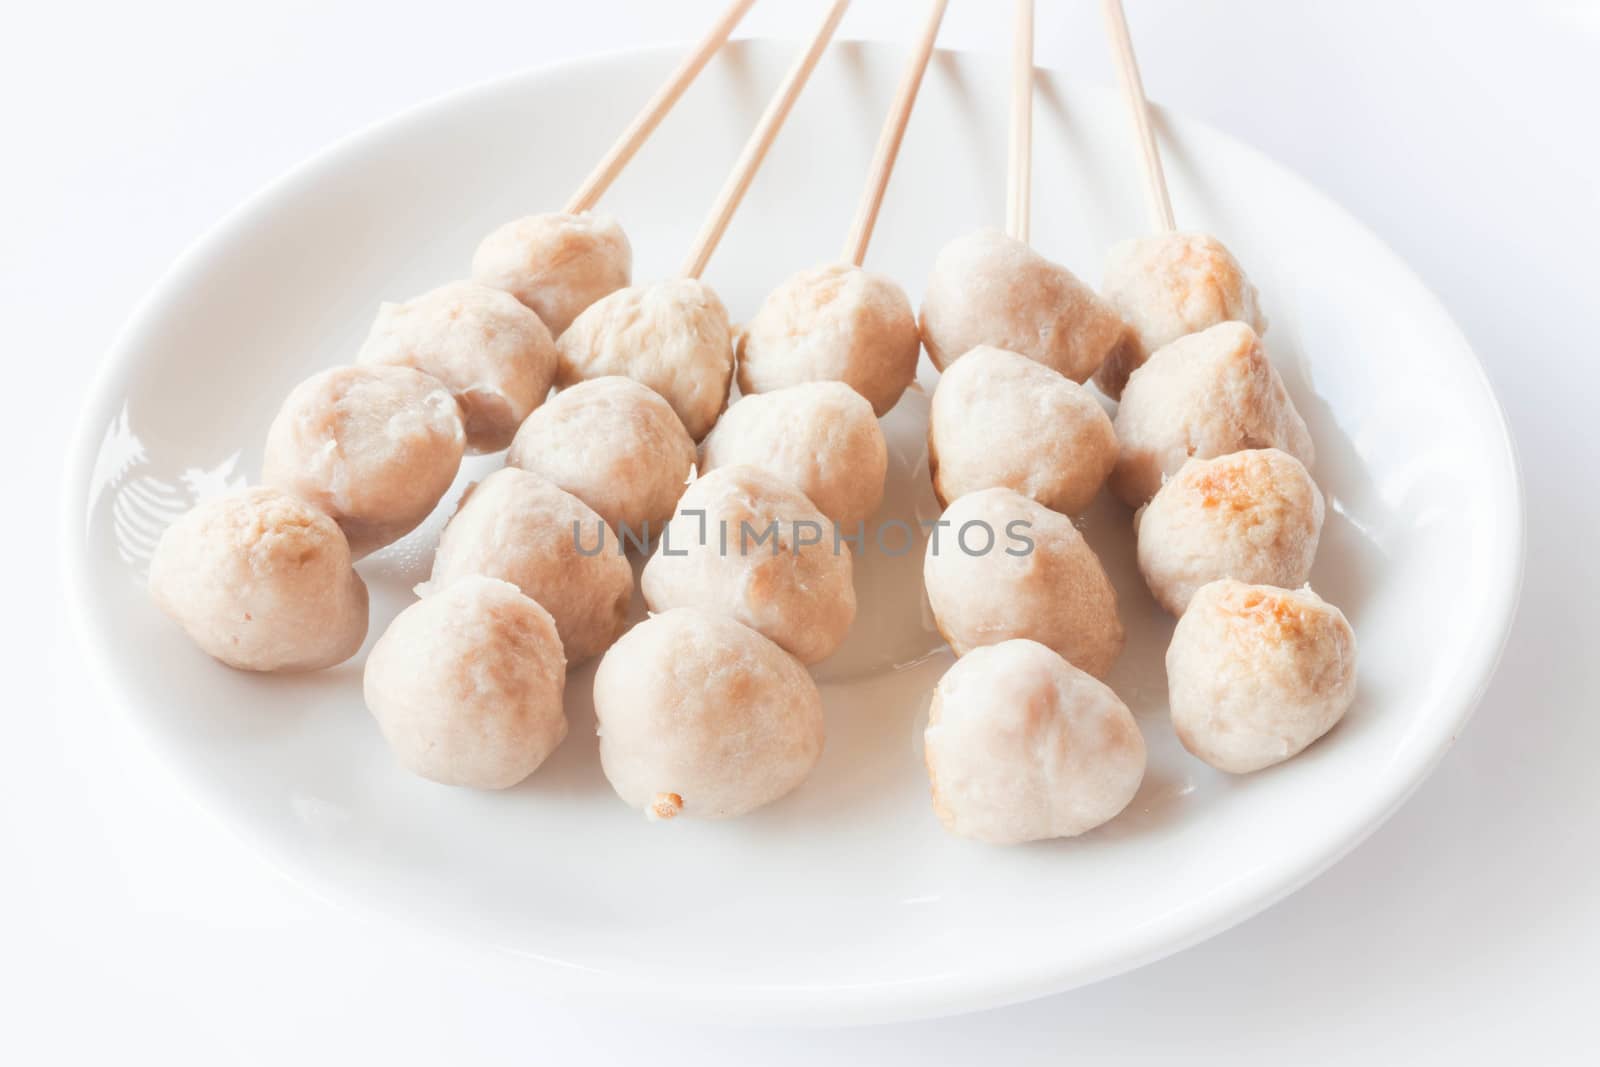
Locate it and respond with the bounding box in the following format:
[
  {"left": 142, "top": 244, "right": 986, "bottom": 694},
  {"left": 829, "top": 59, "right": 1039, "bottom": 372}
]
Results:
[
  {"left": 919, "top": 0, "right": 1359, "bottom": 845},
  {"left": 145, "top": 4, "right": 1367, "bottom": 845},
  {"left": 916, "top": 0, "right": 1142, "bottom": 844},
  {"left": 1107, "top": 0, "right": 1353, "bottom": 778},
  {"left": 148, "top": 2, "right": 766, "bottom": 798},
  {"left": 698, "top": 0, "right": 950, "bottom": 538},
  {"left": 391, "top": 2, "right": 853, "bottom": 805}
]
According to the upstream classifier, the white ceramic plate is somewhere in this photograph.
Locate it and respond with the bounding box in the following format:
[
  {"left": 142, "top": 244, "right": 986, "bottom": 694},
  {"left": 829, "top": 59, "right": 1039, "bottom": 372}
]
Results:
[{"left": 63, "top": 40, "right": 1521, "bottom": 1024}]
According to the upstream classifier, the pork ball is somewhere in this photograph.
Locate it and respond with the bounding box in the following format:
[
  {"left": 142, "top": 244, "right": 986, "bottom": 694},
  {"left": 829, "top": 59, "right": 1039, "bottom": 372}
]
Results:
[
  {"left": 424, "top": 467, "right": 632, "bottom": 665},
  {"left": 1095, "top": 231, "right": 1266, "bottom": 400},
  {"left": 555, "top": 278, "right": 734, "bottom": 440},
  {"left": 640, "top": 465, "right": 855, "bottom": 665},
  {"left": 147, "top": 487, "right": 368, "bottom": 671},
  {"left": 918, "top": 228, "right": 1128, "bottom": 382},
  {"left": 736, "top": 263, "right": 921, "bottom": 415},
  {"left": 470, "top": 212, "right": 631, "bottom": 337},
  {"left": 1111, "top": 321, "right": 1314, "bottom": 508},
  {"left": 928, "top": 345, "right": 1117, "bottom": 515},
  {"left": 1167, "top": 580, "right": 1358, "bottom": 774},
  {"left": 1137, "top": 449, "right": 1324, "bottom": 616},
  {"left": 924, "top": 639, "right": 1146, "bottom": 844},
  {"left": 357, "top": 280, "right": 556, "bottom": 453},
  {"left": 364, "top": 575, "right": 566, "bottom": 789},
  {"left": 594, "top": 607, "right": 825, "bottom": 820},
  {"left": 261, "top": 365, "right": 465, "bottom": 558},
  {"left": 506, "top": 375, "right": 694, "bottom": 538},
  {"left": 923, "top": 487, "right": 1123, "bottom": 678},
  {"left": 699, "top": 381, "right": 887, "bottom": 530}
]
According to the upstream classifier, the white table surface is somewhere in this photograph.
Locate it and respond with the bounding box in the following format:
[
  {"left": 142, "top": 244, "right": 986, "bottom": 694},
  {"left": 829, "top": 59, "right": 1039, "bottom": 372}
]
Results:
[{"left": 5, "top": 0, "right": 1597, "bottom": 1060}]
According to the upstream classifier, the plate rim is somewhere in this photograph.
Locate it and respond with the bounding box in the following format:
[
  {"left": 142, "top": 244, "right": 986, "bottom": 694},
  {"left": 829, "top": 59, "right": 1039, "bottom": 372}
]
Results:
[{"left": 58, "top": 40, "right": 1527, "bottom": 1024}]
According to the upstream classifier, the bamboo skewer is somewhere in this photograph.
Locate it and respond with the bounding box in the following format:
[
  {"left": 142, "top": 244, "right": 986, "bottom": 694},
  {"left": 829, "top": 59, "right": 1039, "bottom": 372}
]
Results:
[
  {"left": 840, "top": 0, "right": 948, "bottom": 267},
  {"left": 1006, "top": 0, "right": 1035, "bottom": 244},
  {"left": 1100, "top": 0, "right": 1176, "bottom": 232},
  {"left": 564, "top": 0, "right": 759, "bottom": 215},
  {"left": 681, "top": 0, "right": 852, "bottom": 280}
]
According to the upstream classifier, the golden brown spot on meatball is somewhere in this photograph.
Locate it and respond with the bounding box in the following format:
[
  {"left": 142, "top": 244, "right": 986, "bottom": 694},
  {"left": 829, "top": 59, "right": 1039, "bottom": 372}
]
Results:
[
  {"left": 1230, "top": 588, "right": 1311, "bottom": 639},
  {"left": 652, "top": 792, "right": 683, "bottom": 819},
  {"left": 1196, "top": 462, "right": 1257, "bottom": 510}
]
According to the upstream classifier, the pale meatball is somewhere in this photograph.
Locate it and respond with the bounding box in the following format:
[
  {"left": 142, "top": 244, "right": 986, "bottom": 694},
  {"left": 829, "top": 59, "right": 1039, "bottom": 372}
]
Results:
[
  {"left": 424, "top": 468, "right": 631, "bottom": 665},
  {"left": 556, "top": 278, "right": 734, "bottom": 440},
  {"left": 1095, "top": 231, "right": 1266, "bottom": 400},
  {"left": 923, "top": 487, "right": 1123, "bottom": 678},
  {"left": 147, "top": 487, "right": 368, "bottom": 671},
  {"left": 470, "top": 212, "right": 631, "bottom": 337},
  {"left": 364, "top": 575, "right": 566, "bottom": 789},
  {"left": 700, "top": 381, "right": 888, "bottom": 530},
  {"left": 506, "top": 375, "right": 694, "bottom": 538},
  {"left": 594, "top": 608, "right": 825, "bottom": 820},
  {"left": 357, "top": 280, "right": 556, "bottom": 453},
  {"left": 1167, "top": 580, "right": 1358, "bottom": 773},
  {"left": 928, "top": 345, "right": 1117, "bottom": 514},
  {"left": 736, "top": 263, "right": 921, "bottom": 415},
  {"left": 1111, "top": 321, "right": 1314, "bottom": 508},
  {"left": 261, "top": 365, "right": 465, "bottom": 558},
  {"left": 925, "top": 639, "right": 1146, "bottom": 844},
  {"left": 918, "top": 228, "right": 1128, "bottom": 382},
  {"left": 641, "top": 465, "right": 855, "bottom": 665},
  {"left": 1137, "top": 449, "right": 1325, "bottom": 616}
]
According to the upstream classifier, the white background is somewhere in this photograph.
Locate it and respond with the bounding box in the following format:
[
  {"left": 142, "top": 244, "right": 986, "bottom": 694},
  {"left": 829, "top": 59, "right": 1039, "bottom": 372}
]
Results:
[{"left": 4, "top": 0, "right": 1597, "bottom": 1061}]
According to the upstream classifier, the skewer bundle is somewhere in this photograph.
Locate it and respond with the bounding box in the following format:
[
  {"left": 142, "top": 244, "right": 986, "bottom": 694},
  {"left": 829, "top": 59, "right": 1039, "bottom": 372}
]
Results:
[{"left": 145, "top": 1, "right": 1359, "bottom": 844}]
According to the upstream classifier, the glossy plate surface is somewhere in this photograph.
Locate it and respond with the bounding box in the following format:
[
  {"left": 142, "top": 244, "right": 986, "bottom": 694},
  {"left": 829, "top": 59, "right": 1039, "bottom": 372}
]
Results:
[{"left": 63, "top": 41, "right": 1522, "bottom": 1023}]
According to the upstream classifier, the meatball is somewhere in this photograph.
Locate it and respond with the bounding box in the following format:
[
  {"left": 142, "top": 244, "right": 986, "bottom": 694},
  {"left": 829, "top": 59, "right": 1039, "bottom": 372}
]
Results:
[
  {"left": 640, "top": 465, "right": 855, "bottom": 665},
  {"left": 928, "top": 345, "right": 1117, "bottom": 515},
  {"left": 699, "top": 381, "right": 887, "bottom": 530},
  {"left": 261, "top": 365, "right": 465, "bottom": 558},
  {"left": 506, "top": 375, "right": 694, "bottom": 539},
  {"left": 924, "top": 639, "right": 1146, "bottom": 844},
  {"left": 1095, "top": 231, "right": 1266, "bottom": 400},
  {"left": 147, "top": 487, "right": 368, "bottom": 671},
  {"left": 1137, "top": 449, "right": 1324, "bottom": 616},
  {"left": 594, "top": 607, "right": 825, "bottom": 820},
  {"left": 923, "top": 487, "right": 1123, "bottom": 678},
  {"left": 357, "top": 280, "right": 556, "bottom": 453},
  {"left": 555, "top": 278, "right": 733, "bottom": 440},
  {"left": 470, "top": 212, "right": 632, "bottom": 337},
  {"left": 423, "top": 468, "right": 632, "bottom": 665},
  {"left": 1167, "top": 580, "right": 1358, "bottom": 774},
  {"left": 364, "top": 575, "right": 566, "bottom": 789},
  {"left": 1111, "top": 321, "right": 1313, "bottom": 508},
  {"left": 918, "top": 228, "right": 1128, "bottom": 382},
  {"left": 736, "top": 263, "right": 921, "bottom": 415}
]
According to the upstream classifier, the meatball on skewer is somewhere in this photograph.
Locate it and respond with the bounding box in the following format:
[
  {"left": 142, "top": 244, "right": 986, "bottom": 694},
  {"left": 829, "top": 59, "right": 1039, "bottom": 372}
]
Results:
[
  {"left": 918, "top": 2, "right": 1128, "bottom": 383},
  {"left": 1093, "top": 0, "right": 1267, "bottom": 399},
  {"left": 148, "top": 488, "right": 369, "bottom": 672},
  {"left": 927, "top": 345, "right": 1116, "bottom": 516},
  {"left": 925, "top": 640, "right": 1146, "bottom": 844},
  {"left": 737, "top": 0, "right": 947, "bottom": 416},
  {"left": 699, "top": 382, "right": 887, "bottom": 531},
  {"left": 1136, "top": 448, "right": 1324, "bottom": 616},
  {"left": 261, "top": 365, "right": 465, "bottom": 558},
  {"left": 1167, "top": 581, "right": 1358, "bottom": 774},
  {"left": 558, "top": 0, "right": 850, "bottom": 442},
  {"left": 365, "top": 576, "right": 567, "bottom": 789},
  {"left": 1110, "top": 321, "right": 1313, "bottom": 508},
  {"left": 595, "top": 609, "right": 825, "bottom": 821},
  {"left": 471, "top": 0, "right": 758, "bottom": 337}
]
